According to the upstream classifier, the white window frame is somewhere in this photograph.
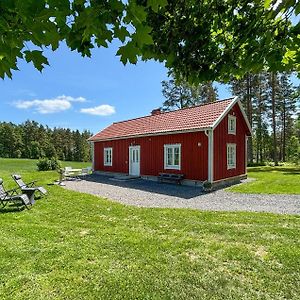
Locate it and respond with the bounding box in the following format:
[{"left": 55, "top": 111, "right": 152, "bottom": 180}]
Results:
[
  {"left": 228, "top": 115, "right": 236, "bottom": 135},
  {"left": 104, "top": 147, "right": 113, "bottom": 166},
  {"left": 227, "top": 143, "right": 236, "bottom": 169},
  {"left": 164, "top": 144, "right": 181, "bottom": 170}
]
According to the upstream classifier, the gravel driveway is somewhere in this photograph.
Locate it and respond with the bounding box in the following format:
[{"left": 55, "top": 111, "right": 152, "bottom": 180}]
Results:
[{"left": 64, "top": 174, "right": 300, "bottom": 215}]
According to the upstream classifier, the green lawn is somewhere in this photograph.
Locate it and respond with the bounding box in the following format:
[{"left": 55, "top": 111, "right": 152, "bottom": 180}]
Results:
[
  {"left": 0, "top": 158, "right": 91, "bottom": 173},
  {"left": 0, "top": 159, "right": 299, "bottom": 299},
  {"left": 228, "top": 165, "right": 300, "bottom": 194}
]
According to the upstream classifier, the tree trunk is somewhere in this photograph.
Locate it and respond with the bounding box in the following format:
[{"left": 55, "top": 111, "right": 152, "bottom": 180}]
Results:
[
  {"left": 279, "top": 130, "right": 283, "bottom": 161},
  {"left": 271, "top": 72, "right": 278, "bottom": 166},
  {"left": 282, "top": 99, "right": 286, "bottom": 162},
  {"left": 246, "top": 74, "right": 253, "bottom": 164},
  {"left": 257, "top": 77, "right": 263, "bottom": 163}
]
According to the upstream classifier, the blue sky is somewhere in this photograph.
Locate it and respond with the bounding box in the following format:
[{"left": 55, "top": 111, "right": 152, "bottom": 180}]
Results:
[{"left": 0, "top": 41, "right": 232, "bottom": 134}]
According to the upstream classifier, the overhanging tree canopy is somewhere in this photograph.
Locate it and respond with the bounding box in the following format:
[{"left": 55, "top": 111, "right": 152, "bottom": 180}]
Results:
[{"left": 0, "top": 0, "right": 299, "bottom": 81}]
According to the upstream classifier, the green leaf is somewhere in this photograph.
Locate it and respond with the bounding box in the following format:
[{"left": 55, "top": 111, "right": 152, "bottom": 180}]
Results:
[
  {"left": 133, "top": 25, "right": 153, "bottom": 46},
  {"left": 116, "top": 42, "right": 139, "bottom": 64},
  {"left": 147, "top": 0, "right": 168, "bottom": 12},
  {"left": 295, "top": 2, "right": 300, "bottom": 15},
  {"left": 110, "top": 0, "right": 124, "bottom": 12},
  {"left": 127, "top": 1, "right": 147, "bottom": 23},
  {"left": 165, "top": 53, "right": 176, "bottom": 68},
  {"left": 264, "top": 0, "right": 272, "bottom": 9},
  {"left": 24, "top": 50, "right": 49, "bottom": 72},
  {"left": 282, "top": 49, "right": 297, "bottom": 65},
  {"left": 114, "top": 26, "right": 129, "bottom": 43}
]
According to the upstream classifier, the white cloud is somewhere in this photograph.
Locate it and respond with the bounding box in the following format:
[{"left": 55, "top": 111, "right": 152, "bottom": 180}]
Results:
[
  {"left": 57, "top": 95, "right": 87, "bottom": 103},
  {"left": 14, "top": 95, "right": 86, "bottom": 114},
  {"left": 15, "top": 99, "right": 71, "bottom": 114},
  {"left": 80, "top": 105, "right": 116, "bottom": 116}
]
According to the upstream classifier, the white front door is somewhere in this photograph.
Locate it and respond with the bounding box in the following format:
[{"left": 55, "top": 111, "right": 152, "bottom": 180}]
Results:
[{"left": 129, "top": 146, "right": 140, "bottom": 176}]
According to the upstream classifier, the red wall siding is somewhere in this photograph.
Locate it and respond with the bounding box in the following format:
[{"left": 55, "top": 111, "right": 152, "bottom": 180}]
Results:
[
  {"left": 94, "top": 131, "right": 208, "bottom": 181},
  {"left": 213, "top": 103, "right": 248, "bottom": 181}
]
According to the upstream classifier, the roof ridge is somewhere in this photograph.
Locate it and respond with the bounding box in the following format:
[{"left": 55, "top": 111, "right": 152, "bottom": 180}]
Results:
[{"left": 113, "top": 97, "right": 235, "bottom": 125}]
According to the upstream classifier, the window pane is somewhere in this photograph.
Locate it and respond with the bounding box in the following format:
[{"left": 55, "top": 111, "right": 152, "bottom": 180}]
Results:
[
  {"left": 104, "top": 149, "right": 112, "bottom": 165},
  {"left": 174, "top": 147, "right": 180, "bottom": 165},
  {"left": 227, "top": 145, "right": 236, "bottom": 167},
  {"left": 228, "top": 117, "right": 236, "bottom": 133},
  {"left": 167, "top": 148, "right": 173, "bottom": 165},
  {"left": 232, "top": 146, "right": 236, "bottom": 165}
]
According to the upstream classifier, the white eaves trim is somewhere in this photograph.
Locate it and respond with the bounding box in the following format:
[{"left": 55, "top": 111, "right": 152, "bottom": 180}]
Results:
[
  {"left": 211, "top": 96, "right": 252, "bottom": 135},
  {"left": 89, "top": 127, "right": 211, "bottom": 142}
]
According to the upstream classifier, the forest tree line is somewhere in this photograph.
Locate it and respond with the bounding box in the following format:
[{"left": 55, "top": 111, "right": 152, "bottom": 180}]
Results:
[
  {"left": 0, "top": 120, "right": 92, "bottom": 162},
  {"left": 161, "top": 72, "right": 300, "bottom": 165},
  {"left": 1, "top": 72, "right": 299, "bottom": 165}
]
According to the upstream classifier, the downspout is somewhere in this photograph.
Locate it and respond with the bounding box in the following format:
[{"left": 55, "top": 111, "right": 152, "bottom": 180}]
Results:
[
  {"left": 245, "top": 136, "right": 248, "bottom": 174},
  {"left": 205, "top": 129, "right": 214, "bottom": 183}
]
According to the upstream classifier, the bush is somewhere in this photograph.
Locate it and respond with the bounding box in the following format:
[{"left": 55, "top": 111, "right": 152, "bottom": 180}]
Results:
[
  {"left": 37, "top": 157, "right": 61, "bottom": 171},
  {"left": 49, "top": 157, "right": 61, "bottom": 170},
  {"left": 203, "top": 181, "right": 213, "bottom": 192},
  {"left": 287, "top": 136, "right": 300, "bottom": 165}
]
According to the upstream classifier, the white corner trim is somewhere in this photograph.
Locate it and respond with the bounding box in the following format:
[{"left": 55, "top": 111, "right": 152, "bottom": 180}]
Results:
[
  {"left": 208, "top": 130, "right": 214, "bottom": 183},
  {"left": 90, "top": 141, "right": 95, "bottom": 171}
]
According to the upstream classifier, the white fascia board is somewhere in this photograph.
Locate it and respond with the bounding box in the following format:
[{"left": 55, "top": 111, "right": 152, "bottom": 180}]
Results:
[
  {"left": 211, "top": 96, "right": 239, "bottom": 130},
  {"left": 90, "top": 128, "right": 211, "bottom": 143},
  {"left": 211, "top": 96, "right": 252, "bottom": 136}
]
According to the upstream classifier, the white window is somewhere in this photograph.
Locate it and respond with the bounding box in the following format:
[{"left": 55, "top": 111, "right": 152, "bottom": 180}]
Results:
[
  {"left": 104, "top": 147, "right": 112, "bottom": 166},
  {"left": 228, "top": 115, "right": 236, "bottom": 135},
  {"left": 227, "top": 143, "right": 236, "bottom": 169},
  {"left": 164, "top": 144, "right": 181, "bottom": 170}
]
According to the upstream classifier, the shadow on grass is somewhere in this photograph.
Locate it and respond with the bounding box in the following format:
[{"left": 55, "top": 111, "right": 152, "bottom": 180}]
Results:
[
  {"left": 0, "top": 204, "right": 25, "bottom": 213},
  {"left": 248, "top": 167, "right": 300, "bottom": 174},
  {"left": 282, "top": 172, "right": 300, "bottom": 175}
]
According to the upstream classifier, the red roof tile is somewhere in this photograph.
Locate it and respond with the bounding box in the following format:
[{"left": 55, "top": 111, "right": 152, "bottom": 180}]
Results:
[{"left": 89, "top": 98, "right": 235, "bottom": 141}]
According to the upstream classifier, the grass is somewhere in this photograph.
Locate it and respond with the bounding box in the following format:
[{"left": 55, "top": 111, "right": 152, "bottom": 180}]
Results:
[
  {"left": 0, "top": 158, "right": 300, "bottom": 299},
  {"left": 228, "top": 165, "right": 300, "bottom": 194},
  {"left": 0, "top": 158, "right": 90, "bottom": 174}
]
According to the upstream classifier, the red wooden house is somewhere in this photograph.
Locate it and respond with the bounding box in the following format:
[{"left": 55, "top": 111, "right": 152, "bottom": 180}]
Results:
[{"left": 89, "top": 97, "right": 252, "bottom": 187}]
